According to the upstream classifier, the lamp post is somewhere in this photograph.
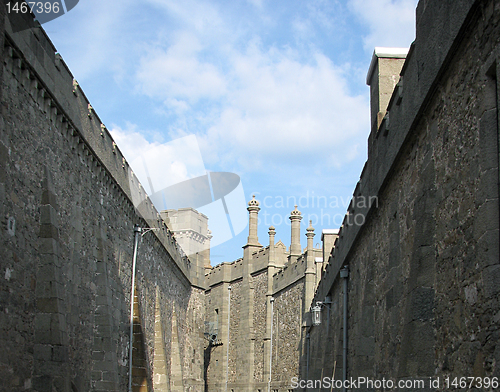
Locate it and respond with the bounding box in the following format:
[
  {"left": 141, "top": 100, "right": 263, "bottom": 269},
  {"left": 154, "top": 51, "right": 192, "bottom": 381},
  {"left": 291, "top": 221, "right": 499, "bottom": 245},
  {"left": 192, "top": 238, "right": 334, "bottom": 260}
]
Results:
[
  {"left": 268, "top": 297, "right": 275, "bottom": 392},
  {"left": 225, "top": 285, "right": 232, "bottom": 392}
]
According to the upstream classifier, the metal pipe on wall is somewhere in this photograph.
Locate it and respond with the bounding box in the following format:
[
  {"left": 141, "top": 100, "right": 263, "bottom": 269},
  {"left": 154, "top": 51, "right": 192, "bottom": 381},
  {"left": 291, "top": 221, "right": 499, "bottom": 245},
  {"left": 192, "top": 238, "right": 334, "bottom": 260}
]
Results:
[
  {"left": 340, "top": 266, "right": 349, "bottom": 392},
  {"left": 225, "top": 285, "right": 232, "bottom": 392},
  {"left": 306, "top": 331, "right": 310, "bottom": 383},
  {"left": 268, "top": 297, "right": 274, "bottom": 392},
  {"left": 128, "top": 225, "right": 142, "bottom": 392}
]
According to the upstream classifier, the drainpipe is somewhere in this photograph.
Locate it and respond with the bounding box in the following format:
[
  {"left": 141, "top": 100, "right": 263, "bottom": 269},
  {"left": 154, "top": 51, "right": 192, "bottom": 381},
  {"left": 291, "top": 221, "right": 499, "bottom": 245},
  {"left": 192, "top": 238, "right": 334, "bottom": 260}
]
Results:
[
  {"left": 128, "top": 225, "right": 142, "bottom": 392},
  {"left": 340, "top": 266, "right": 349, "bottom": 392},
  {"left": 306, "top": 330, "right": 311, "bottom": 387},
  {"left": 225, "top": 285, "right": 232, "bottom": 392},
  {"left": 268, "top": 297, "right": 275, "bottom": 392}
]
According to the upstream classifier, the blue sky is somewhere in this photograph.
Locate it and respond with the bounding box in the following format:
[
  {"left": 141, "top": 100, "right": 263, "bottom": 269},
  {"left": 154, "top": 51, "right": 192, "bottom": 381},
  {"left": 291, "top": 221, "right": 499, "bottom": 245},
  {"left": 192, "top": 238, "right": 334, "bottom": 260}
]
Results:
[{"left": 44, "top": 0, "right": 418, "bottom": 265}]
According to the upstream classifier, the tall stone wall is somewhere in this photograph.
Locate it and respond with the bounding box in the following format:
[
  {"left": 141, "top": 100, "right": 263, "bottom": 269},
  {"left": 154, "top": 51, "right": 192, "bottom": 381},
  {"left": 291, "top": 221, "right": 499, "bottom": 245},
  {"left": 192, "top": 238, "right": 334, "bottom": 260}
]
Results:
[
  {"left": 252, "top": 271, "right": 268, "bottom": 385},
  {"left": 271, "top": 279, "right": 304, "bottom": 389},
  {"left": 227, "top": 279, "right": 243, "bottom": 387},
  {"left": 0, "top": 8, "right": 204, "bottom": 392},
  {"left": 308, "top": 0, "right": 500, "bottom": 389}
]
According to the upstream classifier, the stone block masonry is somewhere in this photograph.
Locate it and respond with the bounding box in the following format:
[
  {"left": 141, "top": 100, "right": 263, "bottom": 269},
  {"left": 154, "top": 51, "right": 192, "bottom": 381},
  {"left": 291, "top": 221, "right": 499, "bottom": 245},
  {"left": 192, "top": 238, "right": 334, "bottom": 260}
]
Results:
[
  {"left": 308, "top": 0, "right": 500, "bottom": 389},
  {"left": 0, "top": 7, "right": 204, "bottom": 392}
]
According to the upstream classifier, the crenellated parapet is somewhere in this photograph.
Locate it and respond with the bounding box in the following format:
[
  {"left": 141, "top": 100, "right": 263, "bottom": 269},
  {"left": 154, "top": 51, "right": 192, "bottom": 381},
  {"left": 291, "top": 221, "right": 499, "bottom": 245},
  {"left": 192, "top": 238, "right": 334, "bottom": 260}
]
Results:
[
  {"left": 272, "top": 248, "right": 322, "bottom": 294},
  {"left": 3, "top": 12, "right": 205, "bottom": 288}
]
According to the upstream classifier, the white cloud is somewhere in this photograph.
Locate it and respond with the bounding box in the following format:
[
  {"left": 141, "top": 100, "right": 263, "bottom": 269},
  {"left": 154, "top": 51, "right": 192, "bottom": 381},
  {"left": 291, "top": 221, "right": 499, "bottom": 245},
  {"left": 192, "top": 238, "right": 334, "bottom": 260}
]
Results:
[
  {"left": 135, "top": 35, "right": 369, "bottom": 173},
  {"left": 145, "top": 0, "right": 224, "bottom": 34},
  {"left": 348, "top": 0, "right": 418, "bottom": 50},
  {"left": 136, "top": 33, "right": 227, "bottom": 102},
  {"left": 46, "top": 0, "right": 139, "bottom": 82},
  {"left": 110, "top": 126, "right": 207, "bottom": 195}
]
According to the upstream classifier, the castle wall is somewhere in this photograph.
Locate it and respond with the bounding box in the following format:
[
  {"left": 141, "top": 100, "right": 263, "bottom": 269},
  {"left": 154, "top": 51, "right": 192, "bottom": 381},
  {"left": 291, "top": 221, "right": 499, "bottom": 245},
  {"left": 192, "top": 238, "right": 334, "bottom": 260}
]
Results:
[
  {"left": 252, "top": 271, "right": 268, "bottom": 384},
  {"left": 272, "top": 279, "right": 304, "bottom": 389},
  {"left": 0, "top": 9, "right": 204, "bottom": 392},
  {"left": 308, "top": 0, "right": 500, "bottom": 388}
]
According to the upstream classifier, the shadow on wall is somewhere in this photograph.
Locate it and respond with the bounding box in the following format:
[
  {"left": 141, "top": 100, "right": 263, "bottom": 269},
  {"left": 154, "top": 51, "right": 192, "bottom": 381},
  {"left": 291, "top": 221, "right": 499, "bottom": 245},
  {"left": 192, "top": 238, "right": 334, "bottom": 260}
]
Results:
[{"left": 131, "top": 292, "right": 152, "bottom": 392}]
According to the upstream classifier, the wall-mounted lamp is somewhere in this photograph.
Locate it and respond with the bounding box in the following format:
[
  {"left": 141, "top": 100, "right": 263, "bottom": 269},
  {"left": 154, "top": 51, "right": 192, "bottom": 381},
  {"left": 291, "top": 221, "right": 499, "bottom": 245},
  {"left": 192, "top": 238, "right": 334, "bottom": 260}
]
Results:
[
  {"left": 311, "top": 297, "right": 332, "bottom": 326},
  {"left": 312, "top": 302, "right": 323, "bottom": 326}
]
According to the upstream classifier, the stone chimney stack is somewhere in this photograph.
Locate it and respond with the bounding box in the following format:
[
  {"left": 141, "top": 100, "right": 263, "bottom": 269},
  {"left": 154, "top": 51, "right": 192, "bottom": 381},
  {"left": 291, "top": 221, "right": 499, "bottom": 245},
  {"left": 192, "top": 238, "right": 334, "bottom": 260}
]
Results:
[
  {"left": 321, "top": 229, "right": 339, "bottom": 267},
  {"left": 306, "top": 220, "right": 315, "bottom": 252},
  {"left": 304, "top": 221, "right": 316, "bottom": 325},
  {"left": 366, "top": 47, "right": 408, "bottom": 133},
  {"left": 268, "top": 226, "right": 276, "bottom": 266},
  {"left": 246, "top": 195, "right": 262, "bottom": 247},
  {"left": 289, "top": 205, "right": 302, "bottom": 261}
]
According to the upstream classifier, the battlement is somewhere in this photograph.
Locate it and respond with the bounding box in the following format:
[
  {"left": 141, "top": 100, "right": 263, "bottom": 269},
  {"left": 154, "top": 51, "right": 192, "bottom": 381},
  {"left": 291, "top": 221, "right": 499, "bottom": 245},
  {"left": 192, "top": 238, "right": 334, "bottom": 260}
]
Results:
[
  {"left": 272, "top": 248, "right": 321, "bottom": 293},
  {"left": 205, "top": 258, "right": 244, "bottom": 287},
  {"left": 3, "top": 12, "right": 205, "bottom": 288},
  {"left": 251, "top": 246, "right": 269, "bottom": 272}
]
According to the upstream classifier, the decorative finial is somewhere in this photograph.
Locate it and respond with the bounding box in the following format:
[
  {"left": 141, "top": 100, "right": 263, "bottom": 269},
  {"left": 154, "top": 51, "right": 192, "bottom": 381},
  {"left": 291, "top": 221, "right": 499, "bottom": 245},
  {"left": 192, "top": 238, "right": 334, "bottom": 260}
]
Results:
[
  {"left": 290, "top": 205, "right": 302, "bottom": 216},
  {"left": 248, "top": 195, "right": 260, "bottom": 207},
  {"left": 306, "top": 220, "right": 315, "bottom": 238}
]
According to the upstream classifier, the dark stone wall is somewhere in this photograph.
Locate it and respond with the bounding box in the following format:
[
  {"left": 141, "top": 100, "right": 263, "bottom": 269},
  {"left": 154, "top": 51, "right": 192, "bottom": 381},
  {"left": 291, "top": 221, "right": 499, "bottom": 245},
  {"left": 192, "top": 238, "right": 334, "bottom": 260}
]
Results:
[
  {"left": 308, "top": 0, "right": 500, "bottom": 389},
  {"left": 0, "top": 10, "right": 204, "bottom": 392}
]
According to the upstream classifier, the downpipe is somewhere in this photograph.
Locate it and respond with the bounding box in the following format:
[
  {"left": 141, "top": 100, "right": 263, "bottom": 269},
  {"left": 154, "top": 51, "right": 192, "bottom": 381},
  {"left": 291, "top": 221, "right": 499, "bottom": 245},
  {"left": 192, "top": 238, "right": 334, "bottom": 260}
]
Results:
[
  {"left": 340, "top": 266, "right": 349, "bottom": 392},
  {"left": 268, "top": 297, "right": 275, "bottom": 392},
  {"left": 128, "top": 225, "right": 142, "bottom": 392},
  {"left": 225, "top": 285, "right": 232, "bottom": 392}
]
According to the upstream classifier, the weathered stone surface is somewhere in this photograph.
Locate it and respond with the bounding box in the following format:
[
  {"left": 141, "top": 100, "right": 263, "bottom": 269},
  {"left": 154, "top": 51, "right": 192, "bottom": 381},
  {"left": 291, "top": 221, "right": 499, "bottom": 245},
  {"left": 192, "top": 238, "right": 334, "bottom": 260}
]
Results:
[
  {"left": 308, "top": 0, "right": 500, "bottom": 388},
  {"left": 0, "top": 7, "right": 205, "bottom": 392}
]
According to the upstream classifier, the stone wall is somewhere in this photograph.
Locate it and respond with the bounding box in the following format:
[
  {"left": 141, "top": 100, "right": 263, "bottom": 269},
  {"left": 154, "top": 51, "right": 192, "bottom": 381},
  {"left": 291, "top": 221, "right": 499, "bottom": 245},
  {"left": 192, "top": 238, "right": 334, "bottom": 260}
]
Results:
[
  {"left": 252, "top": 271, "right": 268, "bottom": 384},
  {"left": 271, "top": 279, "right": 304, "bottom": 389},
  {"left": 308, "top": 0, "right": 500, "bottom": 389},
  {"left": 228, "top": 280, "right": 242, "bottom": 385},
  {"left": 0, "top": 8, "right": 204, "bottom": 392}
]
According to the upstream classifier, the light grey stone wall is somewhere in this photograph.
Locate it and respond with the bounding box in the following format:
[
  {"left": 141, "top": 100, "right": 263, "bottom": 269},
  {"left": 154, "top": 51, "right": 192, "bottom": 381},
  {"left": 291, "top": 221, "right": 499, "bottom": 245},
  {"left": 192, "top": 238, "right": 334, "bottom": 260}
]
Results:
[
  {"left": 228, "top": 280, "right": 242, "bottom": 386},
  {"left": 252, "top": 271, "right": 268, "bottom": 383},
  {"left": 271, "top": 280, "right": 304, "bottom": 388}
]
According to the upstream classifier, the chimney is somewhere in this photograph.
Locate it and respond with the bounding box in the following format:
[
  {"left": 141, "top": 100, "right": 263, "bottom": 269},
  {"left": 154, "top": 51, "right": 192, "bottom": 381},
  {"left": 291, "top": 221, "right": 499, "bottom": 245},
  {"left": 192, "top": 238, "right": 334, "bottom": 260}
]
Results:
[
  {"left": 321, "top": 229, "right": 339, "bottom": 266},
  {"left": 289, "top": 205, "right": 302, "bottom": 260},
  {"left": 246, "top": 195, "right": 261, "bottom": 247},
  {"left": 366, "top": 47, "right": 408, "bottom": 134}
]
